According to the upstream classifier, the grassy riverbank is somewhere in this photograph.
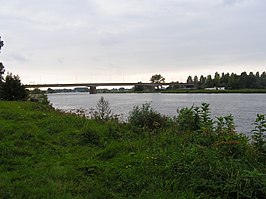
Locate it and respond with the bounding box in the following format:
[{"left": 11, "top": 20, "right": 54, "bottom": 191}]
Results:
[
  {"left": 162, "top": 89, "right": 266, "bottom": 94},
  {"left": 0, "top": 101, "right": 265, "bottom": 198}
]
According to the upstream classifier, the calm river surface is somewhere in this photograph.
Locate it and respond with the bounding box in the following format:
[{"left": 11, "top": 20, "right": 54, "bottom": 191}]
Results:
[{"left": 48, "top": 93, "right": 266, "bottom": 135}]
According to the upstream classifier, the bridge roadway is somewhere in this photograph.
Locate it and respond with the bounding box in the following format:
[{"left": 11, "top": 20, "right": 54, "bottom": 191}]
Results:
[{"left": 24, "top": 82, "right": 195, "bottom": 94}]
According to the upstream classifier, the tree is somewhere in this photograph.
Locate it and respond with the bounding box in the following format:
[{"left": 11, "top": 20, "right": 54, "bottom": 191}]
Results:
[
  {"left": 261, "top": 72, "right": 266, "bottom": 88},
  {"left": 0, "top": 37, "right": 4, "bottom": 83},
  {"left": 246, "top": 72, "right": 258, "bottom": 89},
  {"left": 0, "top": 73, "right": 28, "bottom": 101},
  {"left": 205, "top": 75, "right": 214, "bottom": 88},
  {"left": 199, "top": 75, "right": 206, "bottom": 89},
  {"left": 150, "top": 74, "right": 165, "bottom": 89},
  {"left": 193, "top": 75, "right": 199, "bottom": 83},
  {"left": 0, "top": 62, "right": 4, "bottom": 83},
  {"left": 220, "top": 73, "right": 230, "bottom": 88},
  {"left": 186, "top": 76, "right": 193, "bottom": 84},
  {"left": 239, "top": 72, "right": 248, "bottom": 89},
  {"left": 90, "top": 97, "right": 113, "bottom": 122},
  {"left": 228, "top": 73, "right": 240, "bottom": 89},
  {"left": 213, "top": 72, "right": 221, "bottom": 87}
]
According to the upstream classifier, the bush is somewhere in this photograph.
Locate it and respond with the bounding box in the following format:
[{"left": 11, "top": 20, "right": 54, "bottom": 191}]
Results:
[
  {"left": 252, "top": 114, "right": 266, "bottom": 153},
  {"left": 90, "top": 97, "right": 113, "bottom": 123},
  {"left": 0, "top": 73, "right": 28, "bottom": 101},
  {"left": 215, "top": 115, "right": 235, "bottom": 135},
  {"left": 128, "top": 103, "right": 167, "bottom": 132},
  {"left": 176, "top": 106, "right": 199, "bottom": 132},
  {"left": 176, "top": 103, "right": 213, "bottom": 133},
  {"left": 176, "top": 103, "right": 237, "bottom": 135},
  {"left": 198, "top": 103, "right": 213, "bottom": 133},
  {"left": 80, "top": 129, "right": 101, "bottom": 146}
]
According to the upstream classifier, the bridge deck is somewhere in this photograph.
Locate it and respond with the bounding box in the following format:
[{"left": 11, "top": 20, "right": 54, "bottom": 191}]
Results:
[{"left": 25, "top": 82, "right": 195, "bottom": 88}]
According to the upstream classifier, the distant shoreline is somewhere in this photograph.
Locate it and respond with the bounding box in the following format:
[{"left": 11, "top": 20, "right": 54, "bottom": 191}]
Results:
[
  {"left": 161, "top": 89, "right": 266, "bottom": 94},
  {"left": 42, "top": 88, "right": 266, "bottom": 94}
]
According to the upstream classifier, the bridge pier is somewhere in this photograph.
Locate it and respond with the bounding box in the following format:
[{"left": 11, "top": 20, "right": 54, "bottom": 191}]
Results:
[{"left": 89, "top": 86, "right": 97, "bottom": 94}]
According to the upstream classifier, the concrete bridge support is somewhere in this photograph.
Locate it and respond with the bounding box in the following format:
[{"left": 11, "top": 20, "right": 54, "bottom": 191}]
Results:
[{"left": 90, "top": 86, "right": 97, "bottom": 94}]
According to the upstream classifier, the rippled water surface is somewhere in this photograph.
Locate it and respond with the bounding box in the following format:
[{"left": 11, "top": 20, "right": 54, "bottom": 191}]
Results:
[{"left": 48, "top": 93, "right": 266, "bottom": 135}]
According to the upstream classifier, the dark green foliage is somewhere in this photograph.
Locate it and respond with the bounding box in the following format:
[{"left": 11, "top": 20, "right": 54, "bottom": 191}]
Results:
[
  {"left": 216, "top": 114, "right": 235, "bottom": 135},
  {"left": 176, "top": 103, "right": 214, "bottom": 133},
  {"left": 183, "top": 71, "right": 266, "bottom": 89},
  {"left": 252, "top": 114, "right": 266, "bottom": 153},
  {"left": 29, "top": 93, "right": 54, "bottom": 111},
  {"left": 176, "top": 106, "right": 198, "bottom": 132},
  {"left": 134, "top": 83, "right": 155, "bottom": 92},
  {"left": 186, "top": 75, "right": 193, "bottom": 83},
  {"left": 106, "top": 120, "right": 125, "bottom": 140},
  {"left": 0, "top": 62, "right": 5, "bottom": 82},
  {"left": 0, "top": 73, "right": 28, "bottom": 101},
  {"left": 128, "top": 103, "right": 167, "bottom": 132},
  {"left": 176, "top": 103, "right": 238, "bottom": 137},
  {"left": 150, "top": 74, "right": 165, "bottom": 89},
  {"left": 163, "top": 89, "right": 266, "bottom": 93},
  {"left": 80, "top": 129, "right": 100, "bottom": 146},
  {"left": 199, "top": 102, "right": 213, "bottom": 133}
]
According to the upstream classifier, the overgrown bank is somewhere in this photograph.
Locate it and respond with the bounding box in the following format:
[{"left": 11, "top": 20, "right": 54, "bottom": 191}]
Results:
[{"left": 0, "top": 100, "right": 265, "bottom": 198}]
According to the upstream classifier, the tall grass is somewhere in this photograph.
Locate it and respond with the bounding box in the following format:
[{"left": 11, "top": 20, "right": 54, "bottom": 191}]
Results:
[{"left": 0, "top": 100, "right": 265, "bottom": 198}]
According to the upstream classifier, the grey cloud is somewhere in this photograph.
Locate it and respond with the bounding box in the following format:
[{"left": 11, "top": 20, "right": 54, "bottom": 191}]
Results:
[
  {"left": 98, "top": 35, "right": 123, "bottom": 46},
  {"left": 221, "top": 0, "right": 248, "bottom": 6},
  {"left": 1, "top": 0, "right": 266, "bottom": 83},
  {"left": 6, "top": 52, "right": 28, "bottom": 63}
]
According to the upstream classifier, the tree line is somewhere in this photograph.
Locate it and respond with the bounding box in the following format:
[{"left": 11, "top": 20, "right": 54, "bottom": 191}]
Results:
[{"left": 186, "top": 71, "right": 266, "bottom": 89}]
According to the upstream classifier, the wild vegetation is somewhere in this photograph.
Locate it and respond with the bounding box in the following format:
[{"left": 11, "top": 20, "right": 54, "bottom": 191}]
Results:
[{"left": 0, "top": 97, "right": 265, "bottom": 198}]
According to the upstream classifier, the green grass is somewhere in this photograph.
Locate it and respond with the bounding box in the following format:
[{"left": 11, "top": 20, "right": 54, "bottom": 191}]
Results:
[{"left": 0, "top": 101, "right": 265, "bottom": 198}]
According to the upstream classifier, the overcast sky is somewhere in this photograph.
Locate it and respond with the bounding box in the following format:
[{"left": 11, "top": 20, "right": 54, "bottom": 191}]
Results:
[{"left": 0, "top": 0, "right": 266, "bottom": 84}]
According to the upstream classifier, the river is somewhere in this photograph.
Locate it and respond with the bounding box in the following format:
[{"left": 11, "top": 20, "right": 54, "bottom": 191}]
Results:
[{"left": 48, "top": 93, "right": 266, "bottom": 135}]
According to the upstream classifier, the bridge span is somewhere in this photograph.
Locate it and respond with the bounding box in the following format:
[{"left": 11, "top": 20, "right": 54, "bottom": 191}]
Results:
[{"left": 25, "top": 82, "right": 195, "bottom": 94}]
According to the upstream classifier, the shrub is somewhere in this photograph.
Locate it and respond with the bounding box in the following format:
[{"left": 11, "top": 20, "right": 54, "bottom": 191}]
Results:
[
  {"left": 176, "top": 103, "right": 238, "bottom": 137},
  {"left": 106, "top": 120, "right": 124, "bottom": 139},
  {"left": 252, "top": 114, "right": 266, "bottom": 152},
  {"left": 128, "top": 103, "right": 167, "bottom": 132},
  {"left": 176, "top": 103, "right": 214, "bottom": 133},
  {"left": 176, "top": 106, "right": 198, "bottom": 132},
  {"left": 28, "top": 92, "right": 54, "bottom": 111},
  {"left": 215, "top": 114, "right": 235, "bottom": 135},
  {"left": 198, "top": 102, "right": 213, "bottom": 133},
  {"left": 90, "top": 97, "right": 112, "bottom": 123},
  {"left": 80, "top": 129, "right": 100, "bottom": 146},
  {"left": 0, "top": 73, "right": 28, "bottom": 101}
]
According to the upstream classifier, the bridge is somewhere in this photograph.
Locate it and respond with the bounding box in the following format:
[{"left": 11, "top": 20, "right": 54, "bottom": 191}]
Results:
[{"left": 24, "top": 82, "right": 196, "bottom": 94}]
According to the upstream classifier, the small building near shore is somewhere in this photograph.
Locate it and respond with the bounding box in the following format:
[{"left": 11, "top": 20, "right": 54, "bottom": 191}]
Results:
[{"left": 205, "top": 87, "right": 225, "bottom": 90}]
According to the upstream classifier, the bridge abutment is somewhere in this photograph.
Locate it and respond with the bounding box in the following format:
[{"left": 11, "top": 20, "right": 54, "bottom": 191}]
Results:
[{"left": 89, "top": 86, "right": 97, "bottom": 94}]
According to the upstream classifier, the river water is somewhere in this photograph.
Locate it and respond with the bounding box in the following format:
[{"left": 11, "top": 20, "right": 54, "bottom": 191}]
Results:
[{"left": 48, "top": 93, "right": 266, "bottom": 135}]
